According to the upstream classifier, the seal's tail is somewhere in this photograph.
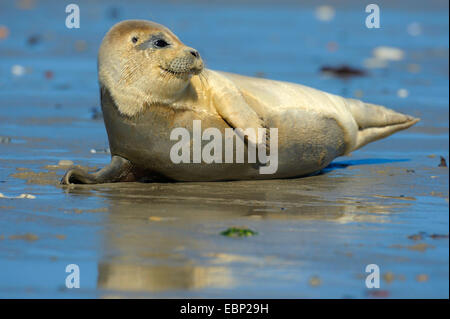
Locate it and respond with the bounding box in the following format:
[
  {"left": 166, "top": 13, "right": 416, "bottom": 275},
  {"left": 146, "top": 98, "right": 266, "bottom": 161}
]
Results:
[{"left": 346, "top": 99, "right": 420, "bottom": 152}]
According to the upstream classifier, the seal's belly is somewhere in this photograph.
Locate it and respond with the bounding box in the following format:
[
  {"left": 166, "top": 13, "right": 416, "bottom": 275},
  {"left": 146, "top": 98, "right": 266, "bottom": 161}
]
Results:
[
  {"left": 266, "top": 108, "right": 346, "bottom": 178},
  {"left": 102, "top": 93, "right": 346, "bottom": 181}
]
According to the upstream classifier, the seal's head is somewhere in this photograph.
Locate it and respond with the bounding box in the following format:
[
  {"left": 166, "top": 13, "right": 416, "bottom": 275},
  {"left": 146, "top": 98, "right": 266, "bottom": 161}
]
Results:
[{"left": 98, "top": 20, "right": 204, "bottom": 116}]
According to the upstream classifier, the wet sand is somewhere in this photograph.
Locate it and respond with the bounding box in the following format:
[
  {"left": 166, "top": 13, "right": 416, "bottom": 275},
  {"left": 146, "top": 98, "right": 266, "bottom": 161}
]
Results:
[{"left": 0, "top": 0, "right": 448, "bottom": 298}]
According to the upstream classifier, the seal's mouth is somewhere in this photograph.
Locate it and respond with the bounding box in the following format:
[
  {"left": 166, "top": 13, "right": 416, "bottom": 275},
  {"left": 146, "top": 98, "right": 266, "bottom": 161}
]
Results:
[
  {"left": 160, "top": 66, "right": 203, "bottom": 77},
  {"left": 160, "top": 67, "right": 189, "bottom": 76}
]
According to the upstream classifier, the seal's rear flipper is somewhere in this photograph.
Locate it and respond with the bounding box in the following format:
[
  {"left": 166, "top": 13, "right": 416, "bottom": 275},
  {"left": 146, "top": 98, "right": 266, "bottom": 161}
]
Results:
[
  {"left": 346, "top": 100, "right": 420, "bottom": 152},
  {"left": 61, "top": 155, "right": 135, "bottom": 185},
  {"left": 354, "top": 117, "right": 419, "bottom": 151}
]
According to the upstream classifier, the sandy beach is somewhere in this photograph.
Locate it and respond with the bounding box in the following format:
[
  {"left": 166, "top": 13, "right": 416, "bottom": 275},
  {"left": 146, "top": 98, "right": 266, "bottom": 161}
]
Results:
[{"left": 0, "top": 0, "right": 448, "bottom": 298}]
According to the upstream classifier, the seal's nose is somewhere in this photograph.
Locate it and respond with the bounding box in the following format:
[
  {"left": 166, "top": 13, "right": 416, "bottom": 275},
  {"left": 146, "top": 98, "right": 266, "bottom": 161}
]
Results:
[{"left": 190, "top": 50, "right": 200, "bottom": 58}]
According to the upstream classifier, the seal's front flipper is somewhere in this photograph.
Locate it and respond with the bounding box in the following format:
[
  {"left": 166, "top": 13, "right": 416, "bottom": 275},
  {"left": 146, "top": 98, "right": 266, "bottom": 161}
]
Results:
[
  {"left": 208, "top": 70, "right": 268, "bottom": 150},
  {"left": 61, "top": 155, "right": 135, "bottom": 185}
]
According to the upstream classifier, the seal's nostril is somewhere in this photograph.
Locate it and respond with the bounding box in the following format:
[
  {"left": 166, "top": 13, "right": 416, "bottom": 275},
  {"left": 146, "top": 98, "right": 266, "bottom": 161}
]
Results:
[{"left": 190, "top": 50, "right": 199, "bottom": 58}]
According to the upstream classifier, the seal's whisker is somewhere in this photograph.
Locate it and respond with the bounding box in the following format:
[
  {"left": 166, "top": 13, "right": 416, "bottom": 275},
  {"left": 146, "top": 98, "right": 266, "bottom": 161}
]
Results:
[
  {"left": 197, "top": 72, "right": 206, "bottom": 90},
  {"left": 199, "top": 70, "right": 210, "bottom": 88}
]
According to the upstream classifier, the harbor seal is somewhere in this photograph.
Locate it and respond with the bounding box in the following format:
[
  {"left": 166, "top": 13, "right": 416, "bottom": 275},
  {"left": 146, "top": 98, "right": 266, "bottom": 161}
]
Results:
[{"left": 61, "top": 19, "right": 419, "bottom": 184}]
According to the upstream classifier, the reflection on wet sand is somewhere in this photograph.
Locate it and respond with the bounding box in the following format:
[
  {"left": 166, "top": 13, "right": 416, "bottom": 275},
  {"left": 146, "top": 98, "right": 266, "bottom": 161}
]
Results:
[
  {"left": 98, "top": 263, "right": 234, "bottom": 293},
  {"left": 63, "top": 168, "right": 411, "bottom": 295}
]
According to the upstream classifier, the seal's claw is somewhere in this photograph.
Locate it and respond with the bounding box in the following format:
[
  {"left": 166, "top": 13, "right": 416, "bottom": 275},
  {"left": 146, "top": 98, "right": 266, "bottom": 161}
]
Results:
[
  {"left": 61, "top": 168, "right": 97, "bottom": 185},
  {"left": 60, "top": 156, "right": 135, "bottom": 185},
  {"left": 265, "top": 127, "right": 271, "bottom": 154}
]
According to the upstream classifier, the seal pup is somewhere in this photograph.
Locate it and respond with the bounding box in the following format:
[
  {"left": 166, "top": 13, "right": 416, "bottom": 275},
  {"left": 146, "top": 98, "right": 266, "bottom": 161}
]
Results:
[{"left": 61, "top": 20, "right": 419, "bottom": 184}]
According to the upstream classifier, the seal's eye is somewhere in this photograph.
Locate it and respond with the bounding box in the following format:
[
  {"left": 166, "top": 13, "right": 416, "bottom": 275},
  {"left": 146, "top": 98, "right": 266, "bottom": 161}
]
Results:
[
  {"left": 131, "top": 37, "right": 139, "bottom": 44},
  {"left": 154, "top": 39, "right": 169, "bottom": 48}
]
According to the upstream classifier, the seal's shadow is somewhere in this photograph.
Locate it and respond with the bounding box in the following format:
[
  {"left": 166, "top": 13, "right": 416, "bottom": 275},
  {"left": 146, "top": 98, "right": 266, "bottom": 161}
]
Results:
[{"left": 318, "top": 158, "right": 410, "bottom": 175}]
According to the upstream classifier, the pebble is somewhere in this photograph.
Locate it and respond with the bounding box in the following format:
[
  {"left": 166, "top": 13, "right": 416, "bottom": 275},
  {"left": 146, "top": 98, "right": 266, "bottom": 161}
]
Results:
[
  {"left": 58, "top": 160, "right": 74, "bottom": 167},
  {"left": 90, "top": 148, "right": 110, "bottom": 154},
  {"left": 397, "top": 88, "right": 409, "bottom": 98},
  {"left": 438, "top": 156, "right": 447, "bottom": 167},
  {"left": 0, "top": 136, "right": 11, "bottom": 144},
  {"left": 408, "top": 233, "right": 424, "bottom": 240},
  {"left": 373, "top": 46, "right": 405, "bottom": 61},
  {"left": 383, "top": 272, "right": 395, "bottom": 283},
  {"left": 11, "top": 64, "right": 26, "bottom": 77},
  {"left": 416, "top": 274, "right": 429, "bottom": 282},
  {"left": 0, "top": 25, "right": 9, "bottom": 40},
  {"left": 308, "top": 275, "right": 322, "bottom": 287},
  {"left": 0, "top": 193, "right": 36, "bottom": 199},
  {"left": 320, "top": 65, "right": 366, "bottom": 78},
  {"left": 429, "top": 233, "right": 449, "bottom": 239},
  {"left": 9, "top": 233, "right": 38, "bottom": 241},
  {"left": 27, "top": 34, "right": 42, "bottom": 46},
  {"left": 315, "top": 5, "right": 335, "bottom": 22},
  {"left": 44, "top": 70, "right": 54, "bottom": 79}
]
